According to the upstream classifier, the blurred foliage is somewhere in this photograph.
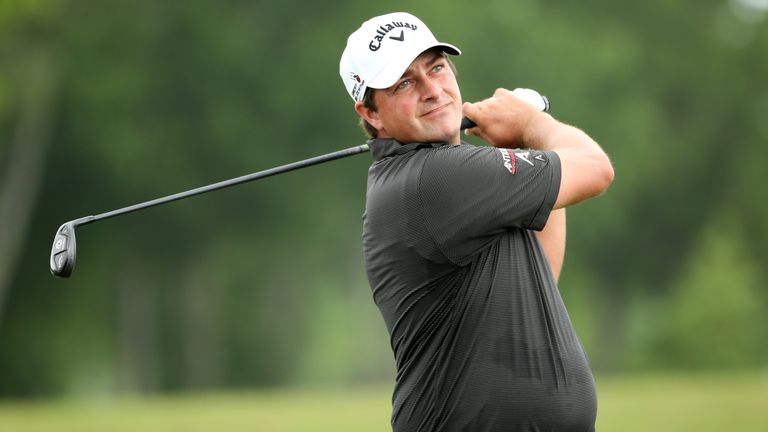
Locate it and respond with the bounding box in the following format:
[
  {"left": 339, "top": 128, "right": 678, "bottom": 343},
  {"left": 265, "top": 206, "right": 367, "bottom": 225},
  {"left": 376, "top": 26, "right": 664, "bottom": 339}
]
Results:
[{"left": 0, "top": 0, "right": 767, "bottom": 398}]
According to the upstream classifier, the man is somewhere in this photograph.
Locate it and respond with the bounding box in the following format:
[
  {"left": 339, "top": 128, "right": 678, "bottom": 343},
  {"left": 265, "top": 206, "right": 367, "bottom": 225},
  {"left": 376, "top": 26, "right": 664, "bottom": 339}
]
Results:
[{"left": 340, "top": 12, "right": 614, "bottom": 432}]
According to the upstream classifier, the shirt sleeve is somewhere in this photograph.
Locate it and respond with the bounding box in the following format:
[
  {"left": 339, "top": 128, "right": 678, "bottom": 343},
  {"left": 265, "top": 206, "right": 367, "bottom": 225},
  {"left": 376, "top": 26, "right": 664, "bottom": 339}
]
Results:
[{"left": 418, "top": 144, "right": 561, "bottom": 264}]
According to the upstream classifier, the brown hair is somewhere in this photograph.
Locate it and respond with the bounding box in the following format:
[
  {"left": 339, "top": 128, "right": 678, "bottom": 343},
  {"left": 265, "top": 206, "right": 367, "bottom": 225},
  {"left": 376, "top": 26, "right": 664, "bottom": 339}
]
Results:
[{"left": 358, "top": 53, "right": 457, "bottom": 139}]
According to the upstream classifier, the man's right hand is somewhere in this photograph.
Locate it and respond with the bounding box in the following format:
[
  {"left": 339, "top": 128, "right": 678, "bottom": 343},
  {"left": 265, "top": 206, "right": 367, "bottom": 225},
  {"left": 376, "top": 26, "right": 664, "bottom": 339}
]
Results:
[{"left": 462, "top": 88, "right": 550, "bottom": 148}]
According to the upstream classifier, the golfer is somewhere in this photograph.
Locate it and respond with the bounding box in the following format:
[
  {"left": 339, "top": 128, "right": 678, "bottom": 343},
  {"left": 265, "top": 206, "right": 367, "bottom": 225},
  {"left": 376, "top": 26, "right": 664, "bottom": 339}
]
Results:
[{"left": 340, "top": 12, "right": 614, "bottom": 431}]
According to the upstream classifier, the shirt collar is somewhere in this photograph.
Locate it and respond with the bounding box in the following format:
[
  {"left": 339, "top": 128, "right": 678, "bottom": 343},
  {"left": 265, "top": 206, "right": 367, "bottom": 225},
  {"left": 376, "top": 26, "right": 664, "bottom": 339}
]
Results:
[{"left": 368, "top": 138, "right": 449, "bottom": 161}]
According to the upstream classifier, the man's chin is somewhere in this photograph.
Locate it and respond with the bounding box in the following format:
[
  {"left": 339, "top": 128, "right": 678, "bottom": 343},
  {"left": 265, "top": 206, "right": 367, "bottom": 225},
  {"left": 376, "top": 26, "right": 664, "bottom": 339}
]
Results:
[{"left": 388, "top": 121, "right": 461, "bottom": 144}]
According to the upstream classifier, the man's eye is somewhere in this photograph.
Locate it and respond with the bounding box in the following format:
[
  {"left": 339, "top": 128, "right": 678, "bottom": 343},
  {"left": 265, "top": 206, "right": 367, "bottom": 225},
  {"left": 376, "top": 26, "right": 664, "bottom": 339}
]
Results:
[
  {"left": 397, "top": 80, "right": 411, "bottom": 90},
  {"left": 433, "top": 64, "right": 444, "bottom": 73}
]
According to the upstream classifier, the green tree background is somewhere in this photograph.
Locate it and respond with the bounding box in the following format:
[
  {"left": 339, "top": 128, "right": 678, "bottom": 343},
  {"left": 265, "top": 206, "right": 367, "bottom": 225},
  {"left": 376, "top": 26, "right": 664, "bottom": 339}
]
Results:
[{"left": 1, "top": 0, "right": 766, "bottom": 397}]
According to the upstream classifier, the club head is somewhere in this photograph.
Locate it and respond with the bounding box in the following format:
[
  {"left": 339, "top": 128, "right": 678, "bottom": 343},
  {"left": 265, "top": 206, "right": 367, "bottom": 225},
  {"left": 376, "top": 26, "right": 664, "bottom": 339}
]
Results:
[{"left": 50, "top": 222, "right": 77, "bottom": 278}]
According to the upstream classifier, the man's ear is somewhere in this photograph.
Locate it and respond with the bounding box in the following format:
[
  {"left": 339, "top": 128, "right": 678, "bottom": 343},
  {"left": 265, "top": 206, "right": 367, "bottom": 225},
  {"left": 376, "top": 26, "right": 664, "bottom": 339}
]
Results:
[{"left": 355, "top": 100, "right": 383, "bottom": 131}]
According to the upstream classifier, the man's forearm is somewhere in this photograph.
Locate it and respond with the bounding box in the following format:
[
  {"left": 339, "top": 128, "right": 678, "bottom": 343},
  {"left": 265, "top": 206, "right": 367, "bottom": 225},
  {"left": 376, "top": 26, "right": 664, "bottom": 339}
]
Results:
[
  {"left": 523, "top": 113, "right": 602, "bottom": 155},
  {"left": 463, "top": 88, "right": 614, "bottom": 208}
]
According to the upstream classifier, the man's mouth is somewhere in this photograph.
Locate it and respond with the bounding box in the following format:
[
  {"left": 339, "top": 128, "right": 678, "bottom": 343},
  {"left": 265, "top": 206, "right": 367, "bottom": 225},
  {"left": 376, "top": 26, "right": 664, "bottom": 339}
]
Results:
[{"left": 421, "top": 102, "right": 452, "bottom": 117}]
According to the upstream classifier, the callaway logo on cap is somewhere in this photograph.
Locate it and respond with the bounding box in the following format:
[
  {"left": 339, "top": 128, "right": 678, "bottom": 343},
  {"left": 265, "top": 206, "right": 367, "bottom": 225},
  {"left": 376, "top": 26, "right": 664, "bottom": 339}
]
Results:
[{"left": 339, "top": 12, "right": 461, "bottom": 102}]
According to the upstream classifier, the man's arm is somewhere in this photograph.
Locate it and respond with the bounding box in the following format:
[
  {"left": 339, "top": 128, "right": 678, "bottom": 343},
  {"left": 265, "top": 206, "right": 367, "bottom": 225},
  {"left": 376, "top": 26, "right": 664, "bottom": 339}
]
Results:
[
  {"left": 535, "top": 208, "right": 565, "bottom": 282},
  {"left": 462, "top": 88, "right": 614, "bottom": 210},
  {"left": 463, "top": 88, "right": 613, "bottom": 279}
]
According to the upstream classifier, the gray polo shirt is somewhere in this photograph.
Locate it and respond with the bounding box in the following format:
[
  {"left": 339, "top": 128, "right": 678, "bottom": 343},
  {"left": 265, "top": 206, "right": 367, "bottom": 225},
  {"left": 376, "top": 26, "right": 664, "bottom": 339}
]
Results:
[{"left": 362, "top": 139, "right": 597, "bottom": 432}]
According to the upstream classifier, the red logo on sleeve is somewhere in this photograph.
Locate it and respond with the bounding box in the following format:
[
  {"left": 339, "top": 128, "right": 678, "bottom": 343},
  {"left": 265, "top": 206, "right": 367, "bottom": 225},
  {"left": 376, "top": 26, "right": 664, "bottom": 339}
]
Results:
[{"left": 499, "top": 148, "right": 516, "bottom": 174}]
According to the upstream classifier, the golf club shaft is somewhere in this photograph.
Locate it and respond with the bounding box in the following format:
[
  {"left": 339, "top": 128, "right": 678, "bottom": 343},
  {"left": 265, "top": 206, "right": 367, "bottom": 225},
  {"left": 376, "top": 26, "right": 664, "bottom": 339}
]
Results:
[
  {"left": 50, "top": 143, "right": 371, "bottom": 278},
  {"left": 70, "top": 114, "right": 487, "bottom": 229},
  {"left": 66, "top": 88, "right": 549, "bottom": 229},
  {"left": 75, "top": 143, "right": 370, "bottom": 227},
  {"left": 51, "top": 98, "right": 544, "bottom": 278}
]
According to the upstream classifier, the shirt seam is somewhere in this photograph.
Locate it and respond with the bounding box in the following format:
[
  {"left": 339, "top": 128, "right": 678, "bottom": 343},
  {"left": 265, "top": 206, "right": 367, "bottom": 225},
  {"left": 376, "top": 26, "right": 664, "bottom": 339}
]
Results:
[
  {"left": 417, "top": 149, "right": 460, "bottom": 266},
  {"left": 524, "top": 151, "right": 561, "bottom": 230}
]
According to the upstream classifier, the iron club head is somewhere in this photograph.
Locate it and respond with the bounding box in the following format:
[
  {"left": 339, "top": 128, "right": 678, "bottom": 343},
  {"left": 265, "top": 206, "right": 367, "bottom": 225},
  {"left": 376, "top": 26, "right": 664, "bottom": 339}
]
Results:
[{"left": 50, "top": 222, "right": 77, "bottom": 278}]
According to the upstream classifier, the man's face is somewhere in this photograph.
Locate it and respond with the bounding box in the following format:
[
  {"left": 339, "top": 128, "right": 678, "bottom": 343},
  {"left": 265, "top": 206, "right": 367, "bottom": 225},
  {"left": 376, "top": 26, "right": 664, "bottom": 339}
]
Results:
[{"left": 361, "top": 50, "right": 463, "bottom": 144}]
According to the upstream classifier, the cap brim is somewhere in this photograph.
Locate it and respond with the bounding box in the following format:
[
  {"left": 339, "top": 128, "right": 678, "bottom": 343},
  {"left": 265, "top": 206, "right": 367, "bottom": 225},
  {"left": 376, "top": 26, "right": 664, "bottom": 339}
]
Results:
[{"left": 367, "top": 43, "right": 461, "bottom": 90}]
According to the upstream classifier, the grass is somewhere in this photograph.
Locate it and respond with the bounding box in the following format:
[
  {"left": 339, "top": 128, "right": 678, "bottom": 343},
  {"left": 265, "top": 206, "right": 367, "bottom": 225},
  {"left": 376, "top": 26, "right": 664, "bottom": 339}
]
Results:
[
  {"left": 595, "top": 371, "right": 768, "bottom": 431},
  {"left": 0, "top": 371, "right": 766, "bottom": 431}
]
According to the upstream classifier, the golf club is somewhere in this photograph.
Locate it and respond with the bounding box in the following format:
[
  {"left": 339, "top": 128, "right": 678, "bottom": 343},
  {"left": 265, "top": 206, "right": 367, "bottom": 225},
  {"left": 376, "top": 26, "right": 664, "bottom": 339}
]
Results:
[
  {"left": 49, "top": 144, "right": 370, "bottom": 278},
  {"left": 50, "top": 89, "right": 549, "bottom": 278}
]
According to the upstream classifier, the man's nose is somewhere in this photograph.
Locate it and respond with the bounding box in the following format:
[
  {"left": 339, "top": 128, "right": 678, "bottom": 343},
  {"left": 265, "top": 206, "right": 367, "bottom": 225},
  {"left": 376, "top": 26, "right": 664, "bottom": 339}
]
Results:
[{"left": 420, "top": 77, "right": 442, "bottom": 100}]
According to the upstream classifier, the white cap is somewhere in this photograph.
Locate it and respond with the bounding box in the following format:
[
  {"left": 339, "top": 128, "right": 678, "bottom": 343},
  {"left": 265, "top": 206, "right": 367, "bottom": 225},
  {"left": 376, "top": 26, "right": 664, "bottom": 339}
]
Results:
[{"left": 339, "top": 12, "right": 461, "bottom": 102}]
